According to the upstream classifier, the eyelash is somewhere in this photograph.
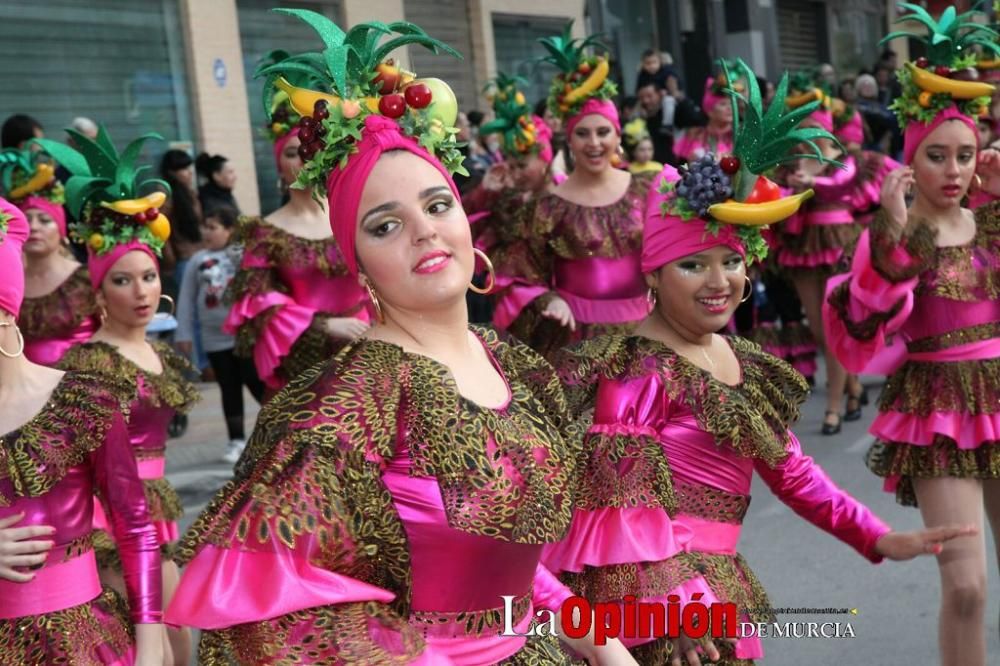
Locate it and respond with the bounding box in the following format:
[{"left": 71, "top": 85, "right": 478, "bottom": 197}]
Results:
[
  {"left": 111, "top": 273, "right": 158, "bottom": 286},
  {"left": 929, "top": 153, "right": 975, "bottom": 163},
  {"left": 367, "top": 198, "right": 454, "bottom": 237},
  {"left": 677, "top": 258, "right": 744, "bottom": 272}
]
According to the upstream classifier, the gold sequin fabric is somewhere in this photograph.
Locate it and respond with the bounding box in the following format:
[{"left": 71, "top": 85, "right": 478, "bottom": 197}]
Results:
[
  {"left": 410, "top": 591, "right": 531, "bottom": 639},
  {"left": 556, "top": 335, "right": 808, "bottom": 468},
  {"left": 18, "top": 265, "right": 99, "bottom": 340},
  {"left": 866, "top": 438, "right": 1000, "bottom": 507},
  {"left": 0, "top": 372, "right": 130, "bottom": 505},
  {"left": 233, "top": 215, "right": 351, "bottom": 278},
  {"left": 674, "top": 479, "right": 750, "bottom": 524},
  {"left": 0, "top": 587, "right": 133, "bottom": 665},
  {"left": 58, "top": 341, "right": 199, "bottom": 414},
  {"left": 178, "top": 327, "right": 579, "bottom": 659}
]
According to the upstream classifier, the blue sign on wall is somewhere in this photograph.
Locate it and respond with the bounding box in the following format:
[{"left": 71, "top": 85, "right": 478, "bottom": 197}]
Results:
[{"left": 213, "top": 58, "right": 227, "bottom": 88}]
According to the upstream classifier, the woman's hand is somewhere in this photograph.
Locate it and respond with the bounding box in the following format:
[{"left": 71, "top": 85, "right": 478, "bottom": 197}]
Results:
[
  {"left": 669, "top": 634, "right": 735, "bottom": 666},
  {"left": 786, "top": 170, "right": 813, "bottom": 190},
  {"left": 879, "top": 166, "right": 914, "bottom": 234},
  {"left": 541, "top": 296, "right": 576, "bottom": 331},
  {"left": 0, "top": 513, "right": 54, "bottom": 582},
  {"left": 323, "top": 317, "right": 370, "bottom": 340},
  {"left": 875, "top": 524, "right": 977, "bottom": 560},
  {"left": 554, "top": 609, "right": 638, "bottom": 665},
  {"left": 976, "top": 148, "right": 1000, "bottom": 197}
]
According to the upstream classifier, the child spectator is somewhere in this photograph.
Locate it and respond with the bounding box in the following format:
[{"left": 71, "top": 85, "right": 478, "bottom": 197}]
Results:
[
  {"left": 175, "top": 206, "right": 264, "bottom": 463},
  {"left": 627, "top": 135, "right": 663, "bottom": 175}
]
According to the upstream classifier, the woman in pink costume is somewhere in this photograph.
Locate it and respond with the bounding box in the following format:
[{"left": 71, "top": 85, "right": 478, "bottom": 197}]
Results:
[
  {"left": 223, "top": 81, "right": 370, "bottom": 393},
  {"left": 497, "top": 24, "right": 653, "bottom": 358},
  {"left": 41, "top": 129, "right": 200, "bottom": 665},
  {"left": 0, "top": 146, "right": 100, "bottom": 365},
  {"left": 824, "top": 9, "right": 1000, "bottom": 662},
  {"left": 672, "top": 72, "right": 735, "bottom": 163},
  {"left": 779, "top": 79, "right": 898, "bottom": 435},
  {"left": 167, "top": 12, "right": 634, "bottom": 664},
  {"left": 545, "top": 64, "right": 973, "bottom": 665},
  {"left": 0, "top": 198, "right": 165, "bottom": 665}
]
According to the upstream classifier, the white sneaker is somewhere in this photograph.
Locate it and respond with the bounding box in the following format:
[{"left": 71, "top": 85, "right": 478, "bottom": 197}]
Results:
[{"left": 223, "top": 439, "right": 246, "bottom": 464}]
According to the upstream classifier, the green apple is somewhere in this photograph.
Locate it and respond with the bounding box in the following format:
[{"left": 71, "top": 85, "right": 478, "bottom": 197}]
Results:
[{"left": 415, "top": 78, "right": 458, "bottom": 127}]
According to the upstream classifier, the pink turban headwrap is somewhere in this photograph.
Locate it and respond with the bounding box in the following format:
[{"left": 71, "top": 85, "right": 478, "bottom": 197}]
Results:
[
  {"left": 835, "top": 109, "right": 864, "bottom": 146},
  {"left": 0, "top": 198, "right": 28, "bottom": 317},
  {"left": 326, "top": 115, "right": 461, "bottom": 275},
  {"left": 903, "top": 105, "right": 980, "bottom": 165},
  {"left": 533, "top": 114, "right": 554, "bottom": 164},
  {"left": 641, "top": 166, "right": 746, "bottom": 273},
  {"left": 565, "top": 98, "right": 622, "bottom": 137},
  {"left": 19, "top": 195, "right": 67, "bottom": 237},
  {"left": 88, "top": 240, "right": 159, "bottom": 290},
  {"left": 273, "top": 127, "right": 301, "bottom": 172},
  {"left": 807, "top": 109, "right": 834, "bottom": 132},
  {"left": 702, "top": 77, "right": 728, "bottom": 116}
]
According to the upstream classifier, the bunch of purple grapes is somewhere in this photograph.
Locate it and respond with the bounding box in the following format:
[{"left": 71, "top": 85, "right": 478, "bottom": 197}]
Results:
[{"left": 676, "top": 153, "right": 732, "bottom": 216}]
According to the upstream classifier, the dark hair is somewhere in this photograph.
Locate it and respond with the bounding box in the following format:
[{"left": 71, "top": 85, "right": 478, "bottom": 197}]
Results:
[
  {"left": 755, "top": 75, "right": 769, "bottom": 91},
  {"left": 467, "top": 110, "right": 485, "bottom": 127},
  {"left": 205, "top": 205, "right": 239, "bottom": 229},
  {"left": 1, "top": 114, "right": 43, "bottom": 149},
  {"left": 641, "top": 49, "right": 660, "bottom": 60},
  {"left": 160, "top": 150, "right": 201, "bottom": 244},
  {"left": 623, "top": 95, "right": 639, "bottom": 108},
  {"left": 534, "top": 99, "right": 548, "bottom": 117},
  {"left": 195, "top": 152, "right": 228, "bottom": 178}
]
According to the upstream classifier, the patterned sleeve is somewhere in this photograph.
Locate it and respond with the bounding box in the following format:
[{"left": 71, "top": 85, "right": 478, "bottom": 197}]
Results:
[
  {"left": 491, "top": 193, "right": 557, "bottom": 332},
  {"left": 166, "top": 361, "right": 427, "bottom": 664}
]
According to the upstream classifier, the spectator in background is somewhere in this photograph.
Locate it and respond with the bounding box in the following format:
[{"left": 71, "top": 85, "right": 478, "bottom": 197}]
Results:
[
  {"left": 621, "top": 95, "right": 640, "bottom": 122},
  {"left": 637, "top": 82, "right": 676, "bottom": 164},
  {"left": 196, "top": 152, "right": 239, "bottom": 216},
  {"left": 855, "top": 73, "right": 896, "bottom": 153},
  {"left": 161, "top": 150, "right": 203, "bottom": 281},
  {"left": 818, "top": 62, "right": 837, "bottom": 87},
  {"left": 626, "top": 134, "right": 662, "bottom": 175},
  {"left": 175, "top": 206, "right": 264, "bottom": 464},
  {"left": 757, "top": 75, "right": 776, "bottom": 108},
  {"left": 1, "top": 114, "right": 43, "bottom": 149},
  {"left": 875, "top": 64, "right": 895, "bottom": 105},
  {"left": 635, "top": 48, "right": 679, "bottom": 94},
  {"left": 69, "top": 116, "right": 98, "bottom": 140},
  {"left": 839, "top": 78, "right": 857, "bottom": 104}
]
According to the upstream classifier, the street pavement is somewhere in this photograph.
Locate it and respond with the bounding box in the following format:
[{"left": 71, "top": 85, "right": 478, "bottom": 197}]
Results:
[{"left": 166, "top": 365, "right": 1000, "bottom": 664}]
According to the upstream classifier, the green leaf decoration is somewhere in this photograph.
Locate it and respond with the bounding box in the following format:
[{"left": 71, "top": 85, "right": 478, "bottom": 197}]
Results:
[
  {"left": 538, "top": 21, "right": 617, "bottom": 120},
  {"left": 31, "top": 139, "right": 91, "bottom": 179},
  {"left": 480, "top": 73, "right": 539, "bottom": 159},
  {"left": 0, "top": 145, "right": 65, "bottom": 205},
  {"left": 880, "top": 2, "right": 999, "bottom": 67}
]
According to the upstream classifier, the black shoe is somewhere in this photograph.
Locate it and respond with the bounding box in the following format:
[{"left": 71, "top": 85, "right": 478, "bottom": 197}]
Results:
[
  {"left": 821, "top": 411, "right": 842, "bottom": 435},
  {"left": 844, "top": 393, "right": 863, "bottom": 422},
  {"left": 859, "top": 386, "right": 870, "bottom": 406},
  {"left": 168, "top": 413, "right": 188, "bottom": 439}
]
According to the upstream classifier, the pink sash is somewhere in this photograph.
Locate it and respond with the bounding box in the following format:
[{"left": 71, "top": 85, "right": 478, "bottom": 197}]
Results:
[
  {"left": 0, "top": 549, "right": 102, "bottom": 618},
  {"left": 136, "top": 456, "right": 166, "bottom": 480}
]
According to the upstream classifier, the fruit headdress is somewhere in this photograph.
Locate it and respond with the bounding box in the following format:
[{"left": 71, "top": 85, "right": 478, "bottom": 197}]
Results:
[
  {"left": 479, "top": 73, "right": 543, "bottom": 159},
  {"left": 882, "top": 3, "right": 999, "bottom": 127},
  {"left": 0, "top": 147, "right": 63, "bottom": 205},
  {"left": 660, "top": 59, "right": 842, "bottom": 263},
  {"left": 257, "top": 49, "right": 310, "bottom": 141},
  {"left": 33, "top": 128, "right": 170, "bottom": 256},
  {"left": 539, "top": 22, "right": 616, "bottom": 121},
  {"left": 258, "top": 8, "right": 466, "bottom": 197}
]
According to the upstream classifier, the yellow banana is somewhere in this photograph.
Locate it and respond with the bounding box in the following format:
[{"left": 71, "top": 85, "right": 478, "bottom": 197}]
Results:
[
  {"left": 100, "top": 191, "right": 166, "bottom": 215},
  {"left": 276, "top": 77, "right": 381, "bottom": 118},
  {"left": 9, "top": 162, "right": 55, "bottom": 199},
  {"left": 907, "top": 62, "right": 994, "bottom": 99},
  {"left": 708, "top": 190, "right": 814, "bottom": 227},
  {"left": 564, "top": 58, "right": 610, "bottom": 105},
  {"left": 785, "top": 88, "right": 822, "bottom": 109},
  {"left": 978, "top": 59, "right": 1000, "bottom": 70}
]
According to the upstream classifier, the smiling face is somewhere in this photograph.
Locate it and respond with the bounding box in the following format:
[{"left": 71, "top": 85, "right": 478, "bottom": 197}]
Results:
[
  {"left": 646, "top": 245, "right": 746, "bottom": 336},
  {"left": 568, "top": 113, "right": 620, "bottom": 175},
  {"left": 354, "top": 151, "right": 472, "bottom": 316},
  {"left": 23, "top": 207, "right": 62, "bottom": 258},
  {"left": 510, "top": 154, "right": 548, "bottom": 191},
  {"left": 97, "top": 250, "right": 161, "bottom": 328},
  {"left": 912, "top": 119, "right": 977, "bottom": 210}
]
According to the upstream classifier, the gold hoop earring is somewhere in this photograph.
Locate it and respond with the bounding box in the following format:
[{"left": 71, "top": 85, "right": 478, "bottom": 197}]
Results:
[
  {"left": 0, "top": 322, "right": 25, "bottom": 358},
  {"left": 98, "top": 305, "right": 108, "bottom": 323},
  {"left": 469, "top": 248, "right": 496, "bottom": 295},
  {"left": 740, "top": 276, "right": 753, "bottom": 304},
  {"left": 159, "top": 294, "right": 175, "bottom": 317},
  {"left": 361, "top": 278, "right": 385, "bottom": 324},
  {"left": 647, "top": 287, "right": 657, "bottom": 307},
  {"left": 972, "top": 173, "right": 983, "bottom": 192}
]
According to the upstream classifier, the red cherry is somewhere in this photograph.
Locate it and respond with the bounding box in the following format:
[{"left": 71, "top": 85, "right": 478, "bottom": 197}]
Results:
[
  {"left": 313, "top": 99, "right": 329, "bottom": 120},
  {"left": 378, "top": 94, "right": 406, "bottom": 119},
  {"left": 298, "top": 143, "right": 317, "bottom": 161},
  {"left": 744, "top": 176, "right": 781, "bottom": 204},
  {"left": 935, "top": 65, "right": 951, "bottom": 77},
  {"left": 719, "top": 155, "right": 740, "bottom": 175},
  {"left": 133, "top": 211, "right": 147, "bottom": 223},
  {"left": 146, "top": 207, "right": 159, "bottom": 218},
  {"left": 299, "top": 125, "right": 316, "bottom": 143},
  {"left": 915, "top": 57, "right": 929, "bottom": 69},
  {"left": 404, "top": 84, "right": 432, "bottom": 109},
  {"left": 299, "top": 116, "right": 316, "bottom": 129}
]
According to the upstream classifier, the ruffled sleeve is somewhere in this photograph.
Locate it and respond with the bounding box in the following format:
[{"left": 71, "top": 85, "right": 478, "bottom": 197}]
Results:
[
  {"left": 490, "top": 193, "right": 556, "bottom": 332},
  {"left": 754, "top": 431, "right": 891, "bottom": 563},
  {"left": 167, "top": 354, "right": 427, "bottom": 663},
  {"left": 91, "top": 404, "right": 163, "bottom": 623},
  {"left": 224, "top": 217, "right": 329, "bottom": 389},
  {"left": 823, "top": 209, "right": 935, "bottom": 373}
]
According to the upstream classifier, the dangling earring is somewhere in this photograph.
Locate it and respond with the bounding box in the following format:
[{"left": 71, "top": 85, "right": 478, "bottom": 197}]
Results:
[
  {"left": 0, "top": 322, "right": 25, "bottom": 358},
  {"left": 740, "top": 276, "right": 753, "bottom": 304},
  {"left": 971, "top": 173, "right": 983, "bottom": 193},
  {"left": 361, "top": 276, "right": 384, "bottom": 324},
  {"left": 98, "top": 304, "right": 108, "bottom": 324},
  {"left": 469, "top": 248, "right": 496, "bottom": 295},
  {"left": 159, "top": 294, "right": 175, "bottom": 317},
  {"left": 647, "top": 287, "right": 657, "bottom": 307}
]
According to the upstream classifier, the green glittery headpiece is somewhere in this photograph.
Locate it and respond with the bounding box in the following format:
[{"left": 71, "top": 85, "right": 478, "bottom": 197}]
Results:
[
  {"left": 480, "top": 73, "right": 540, "bottom": 158},
  {"left": 539, "top": 21, "right": 617, "bottom": 121},
  {"left": 0, "top": 147, "right": 63, "bottom": 205}
]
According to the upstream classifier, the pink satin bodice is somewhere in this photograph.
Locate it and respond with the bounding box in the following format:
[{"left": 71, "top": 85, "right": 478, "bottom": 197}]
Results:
[
  {"left": 553, "top": 254, "right": 647, "bottom": 301},
  {"left": 0, "top": 401, "right": 162, "bottom": 622},
  {"left": 23, "top": 317, "right": 99, "bottom": 366},
  {"left": 130, "top": 377, "right": 174, "bottom": 455},
  {"left": 275, "top": 264, "right": 368, "bottom": 315}
]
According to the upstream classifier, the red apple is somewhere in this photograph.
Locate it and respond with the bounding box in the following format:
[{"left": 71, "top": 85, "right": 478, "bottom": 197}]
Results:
[
  {"left": 379, "top": 94, "right": 406, "bottom": 118},
  {"left": 935, "top": 65, "right": 951, "bottom": 77},
  {"left": 404, "top": 83, "right": 432, "bottom": 109},
  {"left": 744, "top": 176, "right": 781, "bottom": 203},
  {"left": 373, "top": 60, "right": 401, "bottom": 95}
]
